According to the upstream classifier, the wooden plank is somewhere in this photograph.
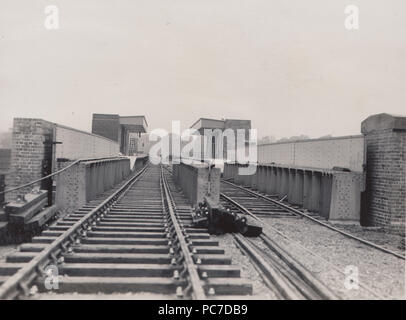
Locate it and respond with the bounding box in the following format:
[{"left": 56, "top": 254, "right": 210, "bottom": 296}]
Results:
[
  {"left": 59, "top": 263, "right": 180, "bottom": 277},
  {"left": 36, "top": 277, "right": 184, "bottom": 295},
  {"left": 8, "top": 198, "right": 48, "bottom": 225},
  {"left": 62, "top": 253, "right": 172, "bottom": 264},
  {"left": 203, "top": 278, "right": 253, "bottom": 295},
  {"left": 25, "top": 205, "right": 58, "bottom": 230},
  {"left": 74, "top": 244, "right": 169, "bottom": 254},
  {"left": 5, "top": 190, "right": 47, "bottom": 215},
  {"left": 0, "top": 263, "right": 24, "bottom": 276}
]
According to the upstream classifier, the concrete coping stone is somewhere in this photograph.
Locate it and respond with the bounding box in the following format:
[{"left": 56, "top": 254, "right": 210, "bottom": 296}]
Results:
[
  {"left": 361, "top": 113, "right": 406, "bottom": 133},
  {"left": 226, "top": 162, "right": 364, "bottom": 175},
  {"left": 179, "top": 162, "right": 209, "bottom": 170},
  {"left": 83, "top": 157, "right": 129, "bottom": 165}
]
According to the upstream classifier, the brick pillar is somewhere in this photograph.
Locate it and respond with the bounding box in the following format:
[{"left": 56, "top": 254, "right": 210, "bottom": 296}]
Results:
[
  {"left": 56, "top": 161, "right": 87, "bottom": 213},
  {"left": 361, "top": 113, "right": 406, "bottom": 235},
  {"left": 5, "top": 119, "right": 55, "bottom": 202}
]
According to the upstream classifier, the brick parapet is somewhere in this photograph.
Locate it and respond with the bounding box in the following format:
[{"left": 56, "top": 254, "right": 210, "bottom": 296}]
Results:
[{"left": 362, "top": 114, "right": 406, "bottom": 235}]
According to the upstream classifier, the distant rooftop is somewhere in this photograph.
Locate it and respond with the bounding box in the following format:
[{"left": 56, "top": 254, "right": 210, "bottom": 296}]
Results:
[
  {"left": 93, "top": 114, "right": 148, "bottom": 133},
  {"left": 190, "top": 118, "right": 251, "bottom": 131}
]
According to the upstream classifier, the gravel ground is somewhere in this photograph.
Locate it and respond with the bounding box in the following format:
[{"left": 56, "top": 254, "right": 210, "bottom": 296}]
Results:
[
  {"left": 325, "top": 223, "right": 405, "bottom": 253},
  {"left": 247, "top": 215, "right": 405, "bottom": 300},
  {"left": 210, "top": 233, "right": 276, "bottom": 299}
]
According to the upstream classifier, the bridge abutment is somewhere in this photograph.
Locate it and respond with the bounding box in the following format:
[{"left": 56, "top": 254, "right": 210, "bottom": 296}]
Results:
[{"left": 362, "top": 113, "right": 406, "bottom": 235}]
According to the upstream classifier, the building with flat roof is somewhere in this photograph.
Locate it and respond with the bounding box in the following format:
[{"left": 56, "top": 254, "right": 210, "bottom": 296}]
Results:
[
  {"left": 190, "top": 118, "right": 251, "bottom": 160},
  {"left": 92, "top": 114, "right": 148, "bottom": 155}
]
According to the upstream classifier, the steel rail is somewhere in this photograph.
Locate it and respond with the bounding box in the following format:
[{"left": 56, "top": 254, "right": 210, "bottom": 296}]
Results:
[
  {"left": 0, "top": 164, "right": 150, "bottom": 299},
  {"left": 221, "top": 179, "right": 405, "bottom": 260},
  {"left": 257, "top": 234, "right": 339, "bottom": 300},
  {"left": 234, "top": 229, "right": 339, "bottom": 300},
  {"left": 233, "top": 232, "right": 303, "bottom": 299},
  {"left": 202, "top": 193, "right": 337, "bottom": 300},
  {"left": 160, "top": 166, "right": 206, "bottom": 300},
  {"left": 220, "top": 192, "right": 388, "bottom": 300},
  {"left": 240, "top": 236, "right": 322, "bottom": 300}
]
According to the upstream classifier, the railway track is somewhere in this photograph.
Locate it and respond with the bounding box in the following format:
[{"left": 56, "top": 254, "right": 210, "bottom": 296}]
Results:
[
  {"left": 219, "top": 178, "right": 401, "bottom": 299},
  {"left": 221, "top": 179, "right": 405, "bottom": 260},
  {"left": 0, "top": 165, "right": 252, "bottom": 299},
  {"left": 232, "top": 233, "right": 338, "bottom": 300},
  {"left": 212, "top": 185, "right": 339, "bottom": 299},
  {"left": 164, "top": 165, "right": 339, "bottom": 300}
]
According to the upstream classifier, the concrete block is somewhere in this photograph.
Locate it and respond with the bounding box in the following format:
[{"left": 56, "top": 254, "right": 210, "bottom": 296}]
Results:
[
  {"left": 329, "top": 172, "right": 363, "bottom": 224},
  {"left": 172, "top": 162, "right": 220, "bottom": 206},
  {"left": 56, "top": 162, "right": 87, "bottom": 213}
]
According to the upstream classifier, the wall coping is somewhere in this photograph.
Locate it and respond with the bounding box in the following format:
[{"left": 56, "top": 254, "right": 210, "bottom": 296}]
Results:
[
  {"left": 13, "top": 118, "right": 119, "bottom": 145},
  {"left": 226, "top": 162, "right": 365, "bottom": 175},
  {"left": 361, "top": 113, "right": 406, "bottom": 134},
  {"left": 258, "top": 134, "right": 364, "bottom": 147},
  {"left": 56, "top": 124, "right": 119, "bottom": 145}
]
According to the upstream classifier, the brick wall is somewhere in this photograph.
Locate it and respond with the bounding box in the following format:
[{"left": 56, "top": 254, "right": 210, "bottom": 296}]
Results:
[
  {"left": 5, "top": 118, "right": 121, "bottom": 204},
  {"left": 362, "top": 114, "right": 406, "bottom": 235},
  {"left": 5, "top": 119, "right": 54, "bottom": 202},
  {"left": 0, "top": 149, "right": 11, "bottom": 171}
]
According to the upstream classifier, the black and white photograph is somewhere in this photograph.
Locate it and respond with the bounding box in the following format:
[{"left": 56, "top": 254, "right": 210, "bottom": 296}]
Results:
[{"left": 0, "top": 0, "right": 405, "bottom": 309}]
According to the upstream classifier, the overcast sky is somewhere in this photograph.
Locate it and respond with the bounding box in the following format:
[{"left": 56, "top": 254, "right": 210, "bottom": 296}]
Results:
[{"left": 0, "top": 0, "right": 405, "bottom": 139}]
